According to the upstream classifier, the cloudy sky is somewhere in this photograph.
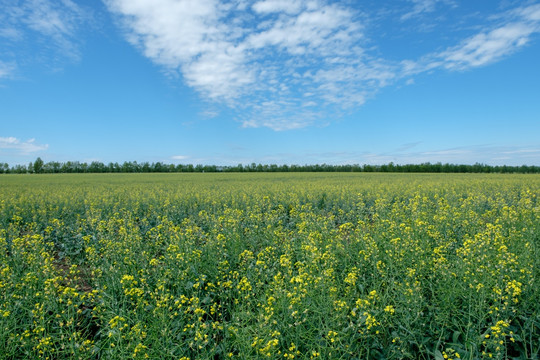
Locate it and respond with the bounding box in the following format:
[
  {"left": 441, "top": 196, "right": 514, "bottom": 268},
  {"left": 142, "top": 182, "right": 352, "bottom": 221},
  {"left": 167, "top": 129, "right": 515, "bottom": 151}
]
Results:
[{"left": 1, "top": 0, "right": 540, "bottom": 166}]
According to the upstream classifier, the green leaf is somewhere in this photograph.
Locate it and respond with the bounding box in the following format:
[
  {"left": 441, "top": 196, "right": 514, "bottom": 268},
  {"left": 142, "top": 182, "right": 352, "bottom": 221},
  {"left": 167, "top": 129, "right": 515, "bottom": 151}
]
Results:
[{"left": 452, "top": 330, "right": 461, "bottom": 344}]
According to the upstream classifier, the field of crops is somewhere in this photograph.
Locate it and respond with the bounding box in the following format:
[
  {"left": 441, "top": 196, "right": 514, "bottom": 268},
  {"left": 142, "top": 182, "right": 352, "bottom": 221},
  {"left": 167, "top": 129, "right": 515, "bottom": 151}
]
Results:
[{"left": 0, "top": 173, "right": 539, "bottom": 359}]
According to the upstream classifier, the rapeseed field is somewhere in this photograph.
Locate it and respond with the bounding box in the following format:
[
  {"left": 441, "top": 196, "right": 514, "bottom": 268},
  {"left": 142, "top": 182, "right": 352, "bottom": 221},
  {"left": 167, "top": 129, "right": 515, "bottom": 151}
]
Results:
[{"left": 0, "top": 173, "right": 538, "bottom": 359}]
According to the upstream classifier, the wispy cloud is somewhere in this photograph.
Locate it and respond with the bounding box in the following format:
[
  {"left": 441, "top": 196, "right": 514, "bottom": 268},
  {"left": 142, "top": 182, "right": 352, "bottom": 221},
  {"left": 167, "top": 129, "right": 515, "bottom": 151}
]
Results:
[
  {"left": 0, "top": 0, "right": 89, "bottom": 71},
  {"left": 359, "top": 144, "right": 540, "bottom": 166},
  {"left": 171, "top": 155, "right": 190, "bottom": 161},
  {"left": 404, "top": 3, "right": 540, "bottom": 74},
  {"left": 105, "top": 0, "right": 396, "bottom": 130},
  {"left": 193, "top": 143, "right": 540, "bottom": 166},
  {"left": 395, "top": 142, "right": 422, "bottom": 152},
  {"left": 400, "top": 0, "right": 454, "bottom": 21},
  {"left": 439, "top": 24, "right": 537, "bottom": 70},
  {"left": 501, "top": 148, "right": 540, "bottom": 155},
  {"left": 104, "top": 1, "right": 540, "bottom": 131},
  {"left": 0, "top": 61, "right": 15, "bottom": 79},
  {"left": 252, "top": 0, "right": 303, "bottom": 15},
  {"left": 0, "top": 137, "right": 49, "bottom": 154}
]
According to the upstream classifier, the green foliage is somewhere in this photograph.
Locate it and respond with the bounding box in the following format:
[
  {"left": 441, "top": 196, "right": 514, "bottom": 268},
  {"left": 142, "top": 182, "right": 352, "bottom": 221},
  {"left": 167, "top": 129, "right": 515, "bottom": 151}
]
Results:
[
  {"left": 2, "top": 161, "right": 540, "bottom": 174},
  {"left": 33, "top": 157, "right": 44, "bottom": 174},
  {"left": 0, "top": 173, "right": 539, "bottom": 359}
]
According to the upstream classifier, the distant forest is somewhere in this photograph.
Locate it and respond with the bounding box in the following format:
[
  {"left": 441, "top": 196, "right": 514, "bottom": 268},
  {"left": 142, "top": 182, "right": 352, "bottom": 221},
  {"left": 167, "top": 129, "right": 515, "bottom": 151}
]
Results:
[{"left": 1, "top": 158, "right": 539, "bottom": 174}]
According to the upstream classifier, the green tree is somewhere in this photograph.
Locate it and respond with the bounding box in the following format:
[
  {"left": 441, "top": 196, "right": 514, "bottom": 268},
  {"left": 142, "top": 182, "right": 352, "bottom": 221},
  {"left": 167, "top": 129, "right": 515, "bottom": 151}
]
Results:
[{"left": 33, "top": 157, "right": 44, "bottom": 174}]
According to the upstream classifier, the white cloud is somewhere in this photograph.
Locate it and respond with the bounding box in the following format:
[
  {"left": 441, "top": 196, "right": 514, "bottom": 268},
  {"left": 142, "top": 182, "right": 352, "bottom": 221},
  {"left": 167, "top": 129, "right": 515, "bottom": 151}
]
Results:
[
  {"left": 105, "top": 1, "right": 540, "bottom": 131},
  {"left": 0, "top": 0, "right": 89, "bottom": 68},
  {"left": 401, "top": 0, "right": 438, "bottom": 20},
  {"left": 0, "top": 26, "right": 21, "bottom": 40},
  {"left": 105, "top": 0, "right": 394, "bottom": 130},
  {"left": 246, "top": 3, "right": 360, "bottom": 54},
  {"left": 25, "top": 0, "right": 73, "bottom": 37},
  {"left": 350, "top": 144, "right": 540, "bottom": 166},
  {"left": 252, "top": 0, "right": 303, "bottom": 15},
  {"left": 0, "top": 61, "right": 15, "bottom": 79},
  {"left": 501, "top": 148, "right": 540, "bottom": 155},
  {"left": 440, "top": 23, "right": 536, "bottom": 69},
  {"left": 421, "top": 149, "right": 470, "bottom": 156},
  {"left": 514, "top": 3, "right": 540, "bottom": 22},
  {"left": 171, "top": 155, "right": 190, "bottom": 160},
  {"left": 200, "top": 143, "right": 540, "bottom": 166},
  {"left": 0, "top": 137, "right": 49, "bottom": 154},
  {"left": 105, "top": 0, "right": 250, "bottom": 101},
  {"left": 404, "top": 4, "right": 540, "bottom": 75}
]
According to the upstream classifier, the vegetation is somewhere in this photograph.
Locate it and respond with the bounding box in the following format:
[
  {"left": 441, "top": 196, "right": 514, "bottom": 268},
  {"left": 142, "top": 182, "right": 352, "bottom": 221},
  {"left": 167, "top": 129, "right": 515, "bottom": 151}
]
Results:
[
  {"left": 1, "top": 173, "right": 539, "bottom": 359},
  {"left": 1, "top": 158, "right": 540, "bottom": 174}
]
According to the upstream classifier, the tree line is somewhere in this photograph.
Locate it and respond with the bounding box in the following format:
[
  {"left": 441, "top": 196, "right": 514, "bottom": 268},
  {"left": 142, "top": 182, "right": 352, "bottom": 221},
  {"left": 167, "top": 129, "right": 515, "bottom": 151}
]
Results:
[{"left": 0, "top": 158, "right": 539, "bottom": 174}]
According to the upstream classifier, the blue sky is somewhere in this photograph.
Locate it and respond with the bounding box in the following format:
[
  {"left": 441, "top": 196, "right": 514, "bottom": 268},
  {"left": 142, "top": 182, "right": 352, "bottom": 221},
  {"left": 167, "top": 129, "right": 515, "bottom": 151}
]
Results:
[{"left": 1, "top": 0, "right": 540, "bottom": 166}]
